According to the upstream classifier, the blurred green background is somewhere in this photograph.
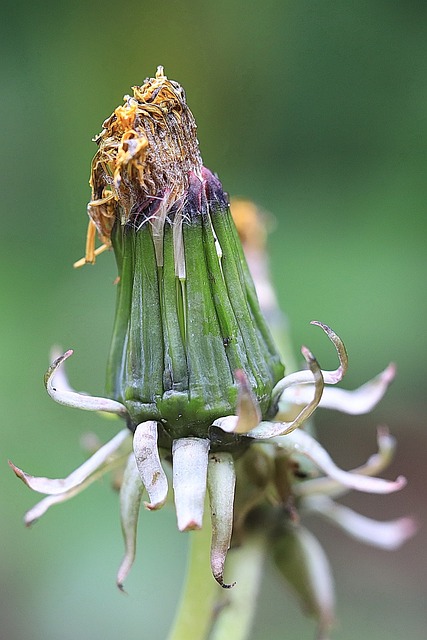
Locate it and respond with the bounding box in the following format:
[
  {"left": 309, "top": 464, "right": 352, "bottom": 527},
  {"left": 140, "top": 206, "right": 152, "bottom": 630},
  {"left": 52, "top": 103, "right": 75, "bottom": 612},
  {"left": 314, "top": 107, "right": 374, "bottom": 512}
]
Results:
[{"left": 1, "top": 1, "right": 426, "bottom": 638}]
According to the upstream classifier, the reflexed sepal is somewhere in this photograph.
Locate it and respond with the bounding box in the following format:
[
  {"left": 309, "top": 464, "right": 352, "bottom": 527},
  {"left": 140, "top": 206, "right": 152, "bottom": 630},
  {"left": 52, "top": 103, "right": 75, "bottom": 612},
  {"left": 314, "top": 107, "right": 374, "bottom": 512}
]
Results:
[
  {"left": 117, "top": 454, "right": 145, "bottom": 590},
  {"left": 272, "top": 322, "right": 347, "bottom": 417},
  {"left": 301, "top": 495, "right": 417, "bottom": 550},
  {"left": 294, "top": 426, "right": 398, "bottom": 498},
  {"left": 172, "top": 438, "right": 210, "bottom": 531},
  {"left": 10, "top": 429, "right": 132, "bottom": 526},
  {"left": 282, "top": 363, "right": 396, "bottom": 415},
  {"left": 133, "top": 421, "right": 168, "bottom": 510},
  {"left": 46, "top": 350, "right": 127, "bottom": 415},
  {"left": 9, "top": 429, "right": 131, "bottom": 495},
  {"left": 207, "top": 452, "right": 236, "bottom": 587},
  {"left": 247, "top": 347, "right": 324, "bottom": 438},
  {"left": 274, "top": 428, "right": 406, "bottom": 494}
]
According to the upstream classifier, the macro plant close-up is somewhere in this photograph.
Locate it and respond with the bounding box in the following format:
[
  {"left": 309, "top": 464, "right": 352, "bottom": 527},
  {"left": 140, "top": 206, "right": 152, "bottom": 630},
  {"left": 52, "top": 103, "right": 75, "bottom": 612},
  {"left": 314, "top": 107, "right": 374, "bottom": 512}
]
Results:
[
  {"left": 7, "top": 67, "right": 417, "bottom": 639},
  {"left": 2, "top": 3, "right": 427, "bottom": 640}
]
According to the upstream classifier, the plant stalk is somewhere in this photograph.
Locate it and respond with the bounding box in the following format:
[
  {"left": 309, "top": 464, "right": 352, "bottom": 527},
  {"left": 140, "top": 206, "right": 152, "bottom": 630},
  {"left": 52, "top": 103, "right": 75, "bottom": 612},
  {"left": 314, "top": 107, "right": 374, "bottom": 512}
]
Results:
[{"left": 167, "top": 518, "right": 218, "bottom": 640}]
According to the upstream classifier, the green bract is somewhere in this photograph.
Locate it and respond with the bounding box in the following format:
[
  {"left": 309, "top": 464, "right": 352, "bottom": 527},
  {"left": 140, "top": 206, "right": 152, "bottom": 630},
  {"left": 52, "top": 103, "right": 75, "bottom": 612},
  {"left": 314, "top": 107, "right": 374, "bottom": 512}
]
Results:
[{"left": 106, "top": 169, "right": 284, "bottom": 440}]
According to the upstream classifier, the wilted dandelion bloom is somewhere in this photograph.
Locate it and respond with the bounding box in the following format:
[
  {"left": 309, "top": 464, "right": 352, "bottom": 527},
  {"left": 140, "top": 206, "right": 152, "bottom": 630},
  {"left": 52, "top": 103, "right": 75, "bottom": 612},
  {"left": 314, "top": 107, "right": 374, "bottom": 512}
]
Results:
[{"left": 10, "top": 67, "right": 415, "bottom": 639}]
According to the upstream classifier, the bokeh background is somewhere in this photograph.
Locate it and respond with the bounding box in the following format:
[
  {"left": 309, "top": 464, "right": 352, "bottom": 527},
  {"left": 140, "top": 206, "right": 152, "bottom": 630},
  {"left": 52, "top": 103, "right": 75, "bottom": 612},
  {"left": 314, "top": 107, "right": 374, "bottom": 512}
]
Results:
[{"left": 1, "top": 1, "right": 426, "bottom": 638}]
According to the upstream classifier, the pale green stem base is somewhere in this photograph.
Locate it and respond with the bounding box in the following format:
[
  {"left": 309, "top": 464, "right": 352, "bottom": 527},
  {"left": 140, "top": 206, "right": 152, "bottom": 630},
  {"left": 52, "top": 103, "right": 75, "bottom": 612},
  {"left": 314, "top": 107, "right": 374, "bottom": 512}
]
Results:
[
  {"left": 167, "top": 519, "right": 218, "bottom": 640},
  {"left": 167, "top": 521, "right": 267, "bottom": 640},
  {"left": 208, "top": 532, "right": 267, "bottom": 640}
]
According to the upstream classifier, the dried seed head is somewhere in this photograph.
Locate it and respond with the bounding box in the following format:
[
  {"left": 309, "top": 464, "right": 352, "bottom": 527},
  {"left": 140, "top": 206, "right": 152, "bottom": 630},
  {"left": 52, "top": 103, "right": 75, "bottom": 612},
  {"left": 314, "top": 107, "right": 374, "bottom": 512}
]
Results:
[{"left": 88, "top": 66, "right": 203, "bottom": 250}]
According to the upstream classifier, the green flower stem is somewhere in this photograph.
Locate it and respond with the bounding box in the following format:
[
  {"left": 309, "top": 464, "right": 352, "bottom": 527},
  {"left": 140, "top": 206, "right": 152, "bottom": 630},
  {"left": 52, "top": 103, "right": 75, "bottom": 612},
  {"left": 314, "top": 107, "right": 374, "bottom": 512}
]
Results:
[
  {"left": 167, "top": 518, "right": 219, "bottom": 640},
  {"left": 208, "top": 531, "right": 267, "bottom": 640},
  {"left": 167, "top": 520, "right": 267, "bottom": 640}
]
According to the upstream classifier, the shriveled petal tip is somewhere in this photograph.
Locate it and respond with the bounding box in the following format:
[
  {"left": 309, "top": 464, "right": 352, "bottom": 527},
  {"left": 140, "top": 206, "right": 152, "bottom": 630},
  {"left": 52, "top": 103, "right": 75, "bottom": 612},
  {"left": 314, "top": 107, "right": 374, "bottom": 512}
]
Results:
[
  {"left": 133, "top": 421, "right": 168, "bottom": 510},
  {"left": 9, "top": 429, "right": 131, "bottom": 495},
  {"left": 207, "top": 452, "right": 236, "bottom": 588},
  {"left": 45, "top": 349, "right": 128, "bottom": 415},
  {"left": 172, "top": 438, "right": 209, "bottom": 531},
  {"left": 282, "top": 362, "right": 396, "bottom": 415},
  {"left": 49, "top": 346, "right": 74, "bottom": 391},
  {"left": 117, "top": 455, "right": 145, "bottom": 590},
  {"left": 302, "top": 495, "right": 417, "bottom": 550},
  {"left": 274, "top": 429, "right": 406, "bottom": 495},
  {"left": 310, "top": 321, "right": 348, "bottom": 383},
  {"left": 247, "top": 349, "right": 324, "bottom": 439}
]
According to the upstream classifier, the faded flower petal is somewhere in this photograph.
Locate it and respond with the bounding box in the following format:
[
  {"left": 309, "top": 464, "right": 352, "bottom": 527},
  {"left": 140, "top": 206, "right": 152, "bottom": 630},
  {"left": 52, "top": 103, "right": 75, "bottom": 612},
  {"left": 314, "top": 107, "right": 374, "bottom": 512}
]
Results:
[
  {"left": 45, "top": 350, "right": 128, "bottom": 415},
  {"left": 272, "top": 523, "right": 334, "bottom": 639},
  {"left": 282, "top": 363, "right": 396, "bottom": 415},
  {"left": 133, "top": 421, "right": 168, "bottom": 510},
  {"left": 207, "top": 452, "right": 236, "bottom": 588},
  {"left": 274, "top": 429, "right": 406, "bottom": 494},
  {"left": 9, "top": 429, "right": 131, "bottom": 495},
  {"left": 172, "top": 438, "right": 210, "bottom": 531},
  {"left": 302, "top": 495, "right": 417, "bottom": 550},
  {"left": 117, "top": 454, "right": 145, "bottom": 590}
]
